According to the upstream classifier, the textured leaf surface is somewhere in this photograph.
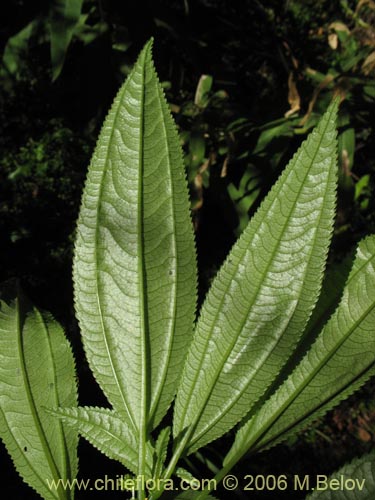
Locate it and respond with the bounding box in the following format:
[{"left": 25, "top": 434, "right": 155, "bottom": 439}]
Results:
[
  {"left": 73, "top": 39, "right": 197, "bottom": 441},
  {"left": 307, "top": 450, "right": 375, "bottom": 499},
  {"left": 153, "top": 427, "right": 171, "bottom": 479},
  {"left": 174, "top": 101, "right": 338, "bottom": 454},
  {"left": 50, "top": 0, "right": 83, "bottom": 80},
  {"left": 48, "top": 407, "right": 153, "bottom": 477},
  {"left": 225, "top": 236, "right": 375, "bottom": 465},
  {"left": 0, "top": 285, "right": 78, "bottom": 499},
  {"left": 175, "top": 467, "right": 198, "bottom": 483}
]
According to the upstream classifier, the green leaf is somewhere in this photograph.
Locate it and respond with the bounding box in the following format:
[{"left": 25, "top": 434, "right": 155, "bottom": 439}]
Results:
[
  {"left": 73, "top": 38, "right": 197, "bottom": 445},
  {"left": 337, "top": 112, "right": 355, "bottom": 193},
  {"left": 0, "top": 284, "right": 78, "bottom": 500},
  {"left": 338, "top": 127, "right": 355, "bottom": 173},
  {"left": 194, "top": 75, "right": 213, "bottom": 108},
  {"left": 225, "top": 236, "right": 375, "bottom": 465},
  {"left": 355, "top": 174, "right": 370, "bottom": 209},
  {"left": 153, "top": 427, "right": 171, "bottom": 479},
  {"left": 174, "top": 100, "right": 338, "bottom": 454},
  {"left": 50, "top": 0, "right": 84, "bottom": 80},
  {"left": 253, "top": 120, "right": 294, "bottom": 154},
  {"left": 74, "top": 15, "right": 108, "bottom": 46},
  {"left": 175, "top": 467, "right": 198, "bottom": 484},
  {"left": 48, "top": 407, "right": 153, "bottom": 477},
  {"left": 307, "top": 450, "right": 375, "bottom": 499},
  {"left": 227, "top": 168, "right": 262, "bottom": 235},
  {"left": 188, "top": 134, "right": 206, "bottom": 174},
  {"left": 2, "top": 21, "right": 36, "bottom": 75}
]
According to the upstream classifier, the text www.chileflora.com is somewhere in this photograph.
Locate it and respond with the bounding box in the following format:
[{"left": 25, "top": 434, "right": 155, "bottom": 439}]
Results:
[{"left": 46, "top": 475, "right": 217, "bottom": 494}]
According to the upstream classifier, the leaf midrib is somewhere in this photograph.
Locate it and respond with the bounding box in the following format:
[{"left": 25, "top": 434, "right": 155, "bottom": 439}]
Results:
[
  {"left": 57, "top": 409, "right": 139, "bottom": 472},
  {"left": 35, "top": 308, "right": 73, "bottom": 499},
  {"left": 15, "top": 298, "right": 62, "bottom": 500},
  {"left": 189, "top": 150, "right": 335, "bottom": 450},
  {"left": 148, "top": 80, "right": 179, "bottom": 426},
  {"left": 137, "top": 46, "right": 148, "bottom": 487}
]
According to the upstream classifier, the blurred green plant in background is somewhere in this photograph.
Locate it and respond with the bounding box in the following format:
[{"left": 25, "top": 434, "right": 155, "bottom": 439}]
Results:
[{"left": 2, "top": 1, "right": 374, "bottom": 253}]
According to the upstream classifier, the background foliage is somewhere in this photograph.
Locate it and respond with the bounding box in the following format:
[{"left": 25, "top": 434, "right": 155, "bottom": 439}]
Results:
[{"left": 1, "top": 0, "right": 374, "bottom": 498}]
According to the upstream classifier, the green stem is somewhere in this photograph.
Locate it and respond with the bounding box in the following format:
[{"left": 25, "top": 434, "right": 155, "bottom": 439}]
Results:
[
  {"left": 149, "top": 430, "right": 193, "bottom": 500},
  {"left": 195, "top": 451, "right": 243, "bottom": 500},
  {"left": 138, "top": 432, "right": 146, "bottom": 500}
]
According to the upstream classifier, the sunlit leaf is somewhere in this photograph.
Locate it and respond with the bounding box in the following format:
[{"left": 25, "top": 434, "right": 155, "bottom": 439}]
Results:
[
  {"left": 175, "top": 100, "right": 338, "bottom": 455},
  {"left": 73, "top": 39, "right": 197, "bottom": 450}
]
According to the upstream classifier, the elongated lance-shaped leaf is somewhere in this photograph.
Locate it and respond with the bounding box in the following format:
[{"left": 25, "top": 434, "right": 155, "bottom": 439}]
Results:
[
  {"left": 73, "top": 38, "right": 197, "bottom": 441},
  {"left": 153, "top": 427, "right": 171, "bottom": 479},
  {"left": 0, "top": 284, "right": 78, "bottom": 500},
  {"left": 225, "top": 236, "right": 375, "bottom": 466},
  {"left": 174, "top": 101, "right": 338, "bottom": 454},
  {"left": 307, "top": 450, "right": 375, "bottom": 500},
  {"left": 48, "top": 407, "right": 153, "bottom": 477}
]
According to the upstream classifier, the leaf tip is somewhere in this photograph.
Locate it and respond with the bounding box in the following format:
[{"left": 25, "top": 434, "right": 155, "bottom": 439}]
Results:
[{"left": 142, "top": 37, "right": 154, "bottom": 60}]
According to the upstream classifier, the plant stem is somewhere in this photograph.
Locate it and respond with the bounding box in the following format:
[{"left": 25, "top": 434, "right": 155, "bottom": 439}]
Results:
[
  {"left": 138, "top": 431, "right": 146, "bottom": 500},
  {"left": 194, "top": 452, "right": 243, "bottom": 500},
  {"left": 149, "top": 430, "right": 193, "bottom": 500}
]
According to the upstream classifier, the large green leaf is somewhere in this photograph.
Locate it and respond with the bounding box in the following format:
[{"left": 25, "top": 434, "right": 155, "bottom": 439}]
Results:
[
  {"left": 48, "top": 407, "right": 153, "bottom": 477},
  {"left": 0, "top": 284, "right": 78, "bottom": 500},
  {"left": 73, "top": 38, "right": 197, "bottom": 451},
  {"left": 174, "top": 100, "right": 338, "bottom": 454},
  {"left": 50, "top": 0, "right": 84, "bottom": 80},
  {"left": 225, "top": 236, "right": 375, "bottom": 466},
  {"left": 307, "top": 450, "right": 375, "bottom": 500}
]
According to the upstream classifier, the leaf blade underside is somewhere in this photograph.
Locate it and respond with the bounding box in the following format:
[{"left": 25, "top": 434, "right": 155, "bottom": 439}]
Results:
[
  {"left": 73, "top": 38, "right": 197, "bottom": 443},
  {"left": 48, "top": 407, "right": 154, "bottom": 477},
  {"left": 225, "top": 236, "right": 375, "bottom": 465},
  {"left": 174, "top": 100, "right": 338, "bottom": 454},
  {"left": 0, "top": 285, "right": 78, "bottom": 500}
]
